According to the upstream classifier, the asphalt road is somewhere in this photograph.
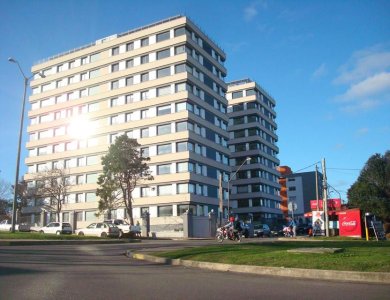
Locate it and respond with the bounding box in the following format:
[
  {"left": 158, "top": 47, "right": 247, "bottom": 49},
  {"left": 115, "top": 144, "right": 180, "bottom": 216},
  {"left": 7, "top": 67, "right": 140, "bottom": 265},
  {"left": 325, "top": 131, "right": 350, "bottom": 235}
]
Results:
[{"left": 0, "top": 240, "right": 389, "bottom": 300}]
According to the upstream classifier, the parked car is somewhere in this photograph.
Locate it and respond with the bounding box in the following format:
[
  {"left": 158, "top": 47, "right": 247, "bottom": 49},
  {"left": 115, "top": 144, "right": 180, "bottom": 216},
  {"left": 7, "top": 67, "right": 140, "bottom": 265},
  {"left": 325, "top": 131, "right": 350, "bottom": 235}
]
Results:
[
  {"left": 270, "top": 225, "right": 284, "bottom": 237},
  {"left": 39, "top": 222, "right": 72, "bottom": 235},
  {"left": 297, "top": 224, "right": 312, "bottom": 235},
  {"left": 253, "top": 223, "right": 271, "bottom": 237},
  {"left": 0, "top": 219, "right": 18, "bottom": 231},
  {"left": 75, "top": 222, "right": 120, "bottom": 238},
  {"left": 103, "top": 219, "right": 130, "bottom": 238}
]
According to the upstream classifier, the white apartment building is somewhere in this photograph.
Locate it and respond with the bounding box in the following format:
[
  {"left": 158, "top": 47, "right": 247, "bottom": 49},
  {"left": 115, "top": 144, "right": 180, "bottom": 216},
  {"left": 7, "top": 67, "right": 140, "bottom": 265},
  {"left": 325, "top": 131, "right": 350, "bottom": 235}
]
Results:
[
  {"left": 227, "top": 79, "right": 281, "bottom": 223},
  {"left": 22, "top": 16, "right": 231, "bottom": 237}
]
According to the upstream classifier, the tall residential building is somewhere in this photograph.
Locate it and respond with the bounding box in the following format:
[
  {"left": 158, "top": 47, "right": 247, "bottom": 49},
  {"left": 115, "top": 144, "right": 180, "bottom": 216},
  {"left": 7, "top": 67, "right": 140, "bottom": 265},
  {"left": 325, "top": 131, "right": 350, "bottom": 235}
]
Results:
[
  {"left": 278, "top": 166, "right": 323, "bottom": 222},
  {"left": 226, "top": 79, "right": 281, "bottom": 223},
  {"left": 23, "top": 16, "right": 230, "bottom": 237}
]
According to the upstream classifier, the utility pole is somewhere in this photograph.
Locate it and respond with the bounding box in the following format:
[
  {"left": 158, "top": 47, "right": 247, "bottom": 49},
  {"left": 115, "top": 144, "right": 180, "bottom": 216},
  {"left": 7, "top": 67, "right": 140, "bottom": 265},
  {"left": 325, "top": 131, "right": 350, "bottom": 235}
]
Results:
[
  {"left": 321, "top": 158, "right": 329, "bottom": 237},
  {"left": 315, "top": 165, "right": 319, "bottom": 210}
]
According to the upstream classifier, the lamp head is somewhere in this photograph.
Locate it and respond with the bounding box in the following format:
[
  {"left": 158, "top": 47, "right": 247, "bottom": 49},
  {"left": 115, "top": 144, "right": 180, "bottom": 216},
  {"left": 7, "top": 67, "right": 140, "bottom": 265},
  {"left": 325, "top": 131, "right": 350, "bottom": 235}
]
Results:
[
  {"left": 246, "top": 157, "right": 251, "bottom": 161},
  {"left": 8, "top": 57, "right": 17, "bottom": 63}
]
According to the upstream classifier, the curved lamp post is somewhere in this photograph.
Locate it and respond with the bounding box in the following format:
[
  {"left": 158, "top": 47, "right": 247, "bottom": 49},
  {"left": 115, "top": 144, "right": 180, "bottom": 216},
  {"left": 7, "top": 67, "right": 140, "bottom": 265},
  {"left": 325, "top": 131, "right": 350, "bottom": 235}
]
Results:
[
  {"left": 227, "top": 157, "right": 251, "bottom": 216},
  {"left": 8, "top": 57, "right": 45, "bottom": 232}
]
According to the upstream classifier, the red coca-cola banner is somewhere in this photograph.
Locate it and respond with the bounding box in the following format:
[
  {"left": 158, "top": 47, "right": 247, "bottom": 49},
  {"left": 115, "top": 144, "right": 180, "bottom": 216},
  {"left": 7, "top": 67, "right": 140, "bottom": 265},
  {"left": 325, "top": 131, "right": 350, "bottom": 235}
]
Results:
[
  {"left": 338, "top": 209, "right": 362, "bottom": 237},
  {"left": 310, "top": 198, "right": 342, "bottom": 210}
]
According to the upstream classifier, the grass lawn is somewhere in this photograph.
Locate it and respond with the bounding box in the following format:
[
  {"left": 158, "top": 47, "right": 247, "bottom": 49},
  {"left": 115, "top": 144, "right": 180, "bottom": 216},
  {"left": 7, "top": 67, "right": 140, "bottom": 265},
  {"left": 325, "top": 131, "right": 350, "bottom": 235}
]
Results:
[
  {"left": 0, "top": 231, "right": 106, "bottom": 240},
  {"left": 155, "top": 240, "right": 390, "bottom": 272}
]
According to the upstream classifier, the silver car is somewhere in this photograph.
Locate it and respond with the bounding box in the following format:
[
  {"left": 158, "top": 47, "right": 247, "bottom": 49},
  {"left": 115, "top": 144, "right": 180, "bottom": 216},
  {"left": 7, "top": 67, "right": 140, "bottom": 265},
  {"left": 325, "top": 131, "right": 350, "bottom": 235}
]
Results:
[
  {"left": 75, "top": 222, "right": 120, "bottom": 238},
  {"left": 39, "top": 222, "right": 73, "bottom": 235}
]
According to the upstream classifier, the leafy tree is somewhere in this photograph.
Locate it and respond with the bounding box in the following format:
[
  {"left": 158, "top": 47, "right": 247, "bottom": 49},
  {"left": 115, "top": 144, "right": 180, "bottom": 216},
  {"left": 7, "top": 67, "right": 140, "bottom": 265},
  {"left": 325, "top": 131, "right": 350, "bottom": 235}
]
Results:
[
  {"left": 34, "top": 168, "right": 71, "bottom": 222},
  {"left": 98, "top": 135, "right": 153, "bottom": 225},
  {"left": 95, "top": 175, "right": 121, "bottom": 220},
  {"left": 14, "top": 180, "right": 36, "bottom": 212},
  {"left": 348, "top": 151, "right": 390, "bottom": 221}
]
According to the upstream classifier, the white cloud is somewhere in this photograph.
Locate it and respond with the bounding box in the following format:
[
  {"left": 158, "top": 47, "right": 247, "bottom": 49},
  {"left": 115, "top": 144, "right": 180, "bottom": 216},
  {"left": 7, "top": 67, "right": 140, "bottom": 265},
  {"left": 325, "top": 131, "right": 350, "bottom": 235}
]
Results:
[
  {"left": 355, "top": 128, "right": 369, "bottom": 137},
  {"left": 244, "top": 1, "right": 268, "bottom": 22},
  {"left": 312, "top": 63, "right": 327, "bottom": 79},
  {"left": 340, "top": 72, "right": 390, "bottom": 101},
  {"left": 334, "top": 45, "right": 390, "bottom": 113},
  {"left": 334, "top": 45, "right": 390, "bottom": 85}
]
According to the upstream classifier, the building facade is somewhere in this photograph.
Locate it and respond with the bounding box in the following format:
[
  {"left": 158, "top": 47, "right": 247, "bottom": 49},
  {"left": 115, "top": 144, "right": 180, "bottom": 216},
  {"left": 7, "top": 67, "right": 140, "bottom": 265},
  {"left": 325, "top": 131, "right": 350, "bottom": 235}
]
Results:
[
  {"left": 23, "top": 16, "right": 231, "bottom": 236},
  {"left": 226, "top": 79, "right": 281, "bottom": 223},
  {"left": 278, "top": 166, "right": 323, "bottom": 223}
]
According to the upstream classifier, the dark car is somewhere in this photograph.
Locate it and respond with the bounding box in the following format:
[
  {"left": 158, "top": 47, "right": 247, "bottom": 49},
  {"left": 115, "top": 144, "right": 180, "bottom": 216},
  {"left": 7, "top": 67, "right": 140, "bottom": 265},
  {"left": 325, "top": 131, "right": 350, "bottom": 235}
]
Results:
[
  {"left": 297, "top": 224, "right": 312, "bottom": 235},
  {"left": 240, "top": 222, "right": 250, "bottom": 238},
  {"left": 270, "top": 225, "right": 284, "bottom": 237},
  {"left": 253, "top": 224, "right": 271, "bottom": 237}
]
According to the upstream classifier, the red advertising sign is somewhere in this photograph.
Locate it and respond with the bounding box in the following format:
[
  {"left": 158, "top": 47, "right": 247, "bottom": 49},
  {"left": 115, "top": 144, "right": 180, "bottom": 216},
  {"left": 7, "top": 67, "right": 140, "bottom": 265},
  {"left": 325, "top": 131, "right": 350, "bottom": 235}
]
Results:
[
  {"left": 310, "top": 198, "right": 342, "bottom": 210},
  {"left": 338, "top": 209, "right": 362, "bottom": 237}
]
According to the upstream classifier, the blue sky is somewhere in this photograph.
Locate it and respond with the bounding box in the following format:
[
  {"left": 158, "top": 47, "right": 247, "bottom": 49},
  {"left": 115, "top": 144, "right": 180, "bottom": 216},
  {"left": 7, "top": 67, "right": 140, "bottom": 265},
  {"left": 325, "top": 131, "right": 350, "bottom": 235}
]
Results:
[{"left": 1, "top": 0, "right": 389, "bottom": 201}]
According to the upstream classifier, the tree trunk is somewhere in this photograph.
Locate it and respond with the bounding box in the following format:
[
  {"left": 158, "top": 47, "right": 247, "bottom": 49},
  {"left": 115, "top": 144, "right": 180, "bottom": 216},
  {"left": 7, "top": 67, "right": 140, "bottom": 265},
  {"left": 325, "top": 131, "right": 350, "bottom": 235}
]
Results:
[{"left": 127, "top": 186, "right": 134, "bottom": 225}]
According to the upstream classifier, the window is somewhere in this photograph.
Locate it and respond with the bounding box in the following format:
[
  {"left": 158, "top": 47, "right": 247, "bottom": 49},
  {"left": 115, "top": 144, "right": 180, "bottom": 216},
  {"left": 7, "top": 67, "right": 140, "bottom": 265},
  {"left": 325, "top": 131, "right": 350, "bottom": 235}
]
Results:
[
  {"left": 175, "top": 45, "right": 186, "bottom": 55},
  {"left": 68, "top": 61, "right": 75, "bottom": 69},
  {"left": 157, "top": 164, "right": 171, "bottom": 175},
  {"left": 157, "top": 105, "right": 171, "bottom": 116},
  {"left": 141, "top": 147, "right": 149, "bottom": 157},
  {"left": 76, "top": 193, "right": 84, "bottom": 203},
  {"left": 125, "top": 41, "right": 134, "bottom": 51},
  {"left": 158, "top": 185, "right": 172, "bottom": 196},
  {"left": 175, "top": 63, "right": 186, "bottom": 73},
  {"left": 126, "top": 77, "right": 134, "bottom": 86},
  {"left": 157, "top": 49, "right": 170, "bottom": 60},
  {"left": 141, "top": 109, "right": 148, "bottom": 119},
  {"left": 90, "top": 52, "right": 100, "bottom": 63},
  {"left": 141, "top": 128, "right": 149, "bottom": 138},
  {"left": 141, "top": 187, "right": 152, "bottom": 197},
  {"left": 85, "top": 193, "right": 96, "bottom": 202},
  {"left": 232, "top": 91, "right": 243, "bottom": 99},
  {"left": 157, "top": 85, "right": 171, "bottom": 97},
  {"left": 177, "top": 183, "right": 188, "bottom": 194},
  {"left": 288, "top": 186, "right": 296, "bottom": 191},
  {"left": 112, "top": 47, "right": 119, "bottom": 56},
  {"left": 86, "top": 155, "right": 98, "bottom": 165},
  {"left": 157, "top": 144, "right": 171, "bottom": 155},
  {"left": 126, "top": 112, "right": 133, "bottom": 122},
  {"left": 89, "top": 85, "right": 100, "bottom": 95},
  {"left": 141, "top": 37, "right": 149, "bottom": 47},
  {"left": 125, "top": 94, "right": 134, "bottom": 104},
  {"left": 176, "top": 141, "right": 193, "bottom": 152},
  {"left": 157, "top": 124, "right": 171, "bottom": 135},
  {"left": 76, "top": 175, "right": 84, "bottom": 184},
  {"left": 176, "top": 121, "right": 188, "bottom": 132},
  {"left": 81, "top": 57, "right": 88, "bottom": 65},
  {"left": 157, "top": 67, "right": 170, "bottom": 78},
  {"left": 176, "top": 162, "right": 188, "bottom": 173},
  {"left": 175, "top": 83, "right": 186, "bottom": 93},
  {"left": 110, "top": 98, "right": 118, "bottom": 107},
  {"left": 57, "top": 64, "right": 63, "bottom": 72},
  {"left": 86, "top": 173, "right": 98, "bottom": 184},
  {"left": 81, "top": 72, "right": 88, "bottom": 81},
  {"left": 174, "top": 27, "right": 186, "bottom": 37},
  {"left": 111, "top": 63, "right": 119, "bottom": 72},
  {"left": 141, "top": 73, "right": 149, "bottom": 82},
  {"left": 141, "top": 91, "right": 149, "bottom": 100},
  {"left": 156, "top": 31, "right": 170, "bottom": 42},
  {"left": 141, "top": 55, "right": 149, "bottom": 64},
  {"left": 246, "top": 89, "right": 256, "bottom": 96},
  {"left": 126, "top": 59, "right": 134, "bottom": 68},
  {"left": 158, "top": 205, "right": 173, "bottom": 217}
]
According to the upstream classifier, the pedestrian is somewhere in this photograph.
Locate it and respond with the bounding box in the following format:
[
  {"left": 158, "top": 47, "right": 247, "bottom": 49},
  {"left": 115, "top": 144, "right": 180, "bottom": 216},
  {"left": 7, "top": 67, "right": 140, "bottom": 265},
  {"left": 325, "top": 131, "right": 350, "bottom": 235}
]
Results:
[{"left": 289, "top": 218, "right": 297, "bottom": 237}]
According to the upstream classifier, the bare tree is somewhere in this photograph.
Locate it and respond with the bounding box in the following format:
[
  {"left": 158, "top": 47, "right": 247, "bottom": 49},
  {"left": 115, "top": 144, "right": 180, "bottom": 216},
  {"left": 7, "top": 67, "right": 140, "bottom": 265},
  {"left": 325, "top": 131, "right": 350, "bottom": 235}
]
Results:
[
  {"left": 0, "top": 179, "right": 12, "bottom": 218},
  {"left": 34, "top": 168, "right": 71, "bottom": 222}
]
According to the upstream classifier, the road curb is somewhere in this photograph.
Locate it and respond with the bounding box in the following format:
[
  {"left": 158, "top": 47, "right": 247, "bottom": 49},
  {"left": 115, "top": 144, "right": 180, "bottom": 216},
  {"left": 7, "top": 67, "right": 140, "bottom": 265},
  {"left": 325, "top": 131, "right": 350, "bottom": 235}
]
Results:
[{"left": 128, "top": 252, "right": 390, "bottom": 284}]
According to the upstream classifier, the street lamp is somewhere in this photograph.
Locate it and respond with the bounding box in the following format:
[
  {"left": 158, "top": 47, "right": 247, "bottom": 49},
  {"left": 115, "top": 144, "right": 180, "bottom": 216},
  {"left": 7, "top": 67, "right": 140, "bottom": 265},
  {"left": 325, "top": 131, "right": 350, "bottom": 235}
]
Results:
[
  {"left": 8, "top": 57, "right": 45, "bottom": 232},
  {"left": 227, "top": 157, "right": 251, "bottom": 216}
]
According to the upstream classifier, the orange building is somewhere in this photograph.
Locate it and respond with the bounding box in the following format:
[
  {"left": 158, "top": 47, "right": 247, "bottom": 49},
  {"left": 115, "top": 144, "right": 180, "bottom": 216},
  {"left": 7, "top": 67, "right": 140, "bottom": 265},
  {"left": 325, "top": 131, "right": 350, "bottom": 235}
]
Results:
[{"left": 277, "top": 166, "right": 292, "bottom": 219}]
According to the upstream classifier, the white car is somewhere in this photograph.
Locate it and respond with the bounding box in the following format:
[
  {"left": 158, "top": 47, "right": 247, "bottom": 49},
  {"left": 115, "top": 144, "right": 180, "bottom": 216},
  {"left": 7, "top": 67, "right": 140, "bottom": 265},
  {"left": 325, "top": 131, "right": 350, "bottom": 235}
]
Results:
[
  {"left": 75, "top": 222, "right": 120, "bottom": 238},
  {"left": 39, "top": 222, "right": 73, "bottom": 235},
  {"left": 0, "top": 220, "right": 19, "bottom": 231}
]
